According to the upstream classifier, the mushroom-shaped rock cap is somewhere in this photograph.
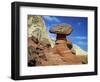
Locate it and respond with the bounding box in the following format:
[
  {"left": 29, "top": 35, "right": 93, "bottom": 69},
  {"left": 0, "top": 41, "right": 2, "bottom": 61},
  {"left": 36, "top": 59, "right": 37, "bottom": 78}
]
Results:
[{"left": 49, "top": 23, "right": 73, "bottom": 35}]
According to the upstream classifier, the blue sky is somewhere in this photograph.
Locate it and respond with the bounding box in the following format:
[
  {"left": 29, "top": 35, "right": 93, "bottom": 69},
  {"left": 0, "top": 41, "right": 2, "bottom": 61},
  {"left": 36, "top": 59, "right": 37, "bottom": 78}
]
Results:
[{"left": 43, "top": 15, "right": 88, "bottom": 51}]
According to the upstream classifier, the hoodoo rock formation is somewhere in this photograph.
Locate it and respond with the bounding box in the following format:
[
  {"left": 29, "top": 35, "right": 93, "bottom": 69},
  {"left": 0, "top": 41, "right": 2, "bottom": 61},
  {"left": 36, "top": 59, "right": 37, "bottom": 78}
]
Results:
[{"left": 49, "top": 24, "right": 82, "bottom": 64}]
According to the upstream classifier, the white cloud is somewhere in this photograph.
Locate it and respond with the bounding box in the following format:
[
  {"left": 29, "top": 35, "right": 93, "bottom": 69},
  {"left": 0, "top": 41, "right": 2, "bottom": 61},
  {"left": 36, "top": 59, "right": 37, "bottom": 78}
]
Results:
[
  {"left": 43, "top": 16, "right": 60, "bottom": 23},
  {"left": 75, "top": 36, "right": 87, "bottom": 40},
  {"left": 77, "top": 41, "right": 87, "bottom": 45},
  {"left": 77, "top": 22, "right": 81, "bottom": 26},
  {"left": 70, "top": 36, "right": 87, "bottom": 40}
]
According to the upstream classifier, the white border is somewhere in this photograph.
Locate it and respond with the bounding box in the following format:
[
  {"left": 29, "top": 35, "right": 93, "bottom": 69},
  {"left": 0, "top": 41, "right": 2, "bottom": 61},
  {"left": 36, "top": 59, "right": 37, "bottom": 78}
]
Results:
[{"left": 20, "top": 6, "right": 95, "bottom": 76}]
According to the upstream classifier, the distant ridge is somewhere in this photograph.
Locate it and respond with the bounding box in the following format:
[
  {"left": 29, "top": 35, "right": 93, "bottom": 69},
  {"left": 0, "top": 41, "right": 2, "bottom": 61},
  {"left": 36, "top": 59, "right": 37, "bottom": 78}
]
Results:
[{"left": 73, "top": 44, "right": 87, "bottom": 56}]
